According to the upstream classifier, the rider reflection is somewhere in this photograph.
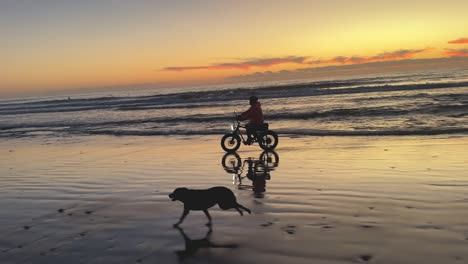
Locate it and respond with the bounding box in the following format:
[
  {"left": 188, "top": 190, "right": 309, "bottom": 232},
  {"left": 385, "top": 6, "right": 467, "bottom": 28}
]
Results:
[{"left": 221, "top": 151, "right": 279, "bottom": 198}]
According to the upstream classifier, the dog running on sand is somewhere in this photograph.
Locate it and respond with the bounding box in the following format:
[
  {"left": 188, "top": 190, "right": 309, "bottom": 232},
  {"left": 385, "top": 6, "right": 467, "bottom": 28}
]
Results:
[{"left": 169, "top": 186, "right": 251, "bottom": 226}]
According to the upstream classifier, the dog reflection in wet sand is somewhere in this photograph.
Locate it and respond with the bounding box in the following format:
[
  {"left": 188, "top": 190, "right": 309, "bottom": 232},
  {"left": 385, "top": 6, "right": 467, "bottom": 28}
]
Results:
[
  {"left": 169, "top": 186, "right": 251, "bottom": 227},
  {"left": 174, "top": 226, "right": 238, "bottom": 261}
]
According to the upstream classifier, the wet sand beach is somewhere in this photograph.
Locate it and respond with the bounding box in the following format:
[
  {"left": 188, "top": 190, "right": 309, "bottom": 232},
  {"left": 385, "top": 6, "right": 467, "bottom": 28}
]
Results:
[{"left": 1, "top": 135, "right": 467, "bottom": 264}]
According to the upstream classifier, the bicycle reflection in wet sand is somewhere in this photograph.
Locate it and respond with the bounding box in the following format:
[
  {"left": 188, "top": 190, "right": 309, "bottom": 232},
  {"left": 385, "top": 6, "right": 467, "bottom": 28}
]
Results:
[{"left": 221, "top": 151, "right": 279, "bottom": 198}]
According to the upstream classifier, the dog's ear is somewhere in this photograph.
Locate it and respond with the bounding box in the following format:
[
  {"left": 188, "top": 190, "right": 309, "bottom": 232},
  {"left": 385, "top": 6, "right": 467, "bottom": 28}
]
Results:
[{"left": 175, "top": 187, "right": 189, "bottom": 199}]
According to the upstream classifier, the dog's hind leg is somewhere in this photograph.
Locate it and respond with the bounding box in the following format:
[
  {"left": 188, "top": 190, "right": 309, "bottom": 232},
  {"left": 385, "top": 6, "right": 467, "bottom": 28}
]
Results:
[
  {"left": 202, "top": 209, "right": 212, "bottom": 226},
  {"left": 237, "top": 203, "right": 251, "bottom": 214}
]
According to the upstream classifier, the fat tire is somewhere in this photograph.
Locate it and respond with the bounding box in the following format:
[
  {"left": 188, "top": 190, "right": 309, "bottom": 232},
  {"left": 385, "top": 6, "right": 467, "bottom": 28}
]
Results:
[
  {"left": 221, "top": 152, "right": 242, "bottom": 173},
  {"left": 221, "top": 134, "right": 241, "bottom": 152},
  {"left": 259, "top": 150, "right": 279, "bottom": 168},
  {"left": 258, "top": 130, "right": 278, "bottom": 151}
]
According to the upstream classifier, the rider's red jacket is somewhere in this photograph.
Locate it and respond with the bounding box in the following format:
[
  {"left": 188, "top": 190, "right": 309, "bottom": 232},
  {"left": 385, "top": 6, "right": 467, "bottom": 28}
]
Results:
[{"left": 239, "top": 102, "right": 264, "bottom": 125}]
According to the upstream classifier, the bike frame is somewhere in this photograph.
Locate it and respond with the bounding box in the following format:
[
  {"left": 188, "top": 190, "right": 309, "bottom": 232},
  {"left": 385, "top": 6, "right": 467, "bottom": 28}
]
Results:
[
  {"left": 232, "top": 158, "right": 272, "bottom": 187},
  {"left": 230, "top": 118, "right": 260, "bottom": 145},
  {"left": 222, "top": 111, "right": 278, "bottom": 153}
]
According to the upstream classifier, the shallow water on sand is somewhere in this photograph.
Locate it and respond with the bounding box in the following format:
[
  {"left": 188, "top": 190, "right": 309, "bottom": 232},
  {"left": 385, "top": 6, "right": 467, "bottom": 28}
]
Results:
[{"left": 1, "top": 135, "right": 467, "bottom": 264}]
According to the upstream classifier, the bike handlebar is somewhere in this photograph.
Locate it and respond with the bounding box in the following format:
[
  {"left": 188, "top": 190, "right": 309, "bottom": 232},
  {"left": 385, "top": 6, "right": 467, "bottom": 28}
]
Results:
[{"left": 233, "top": 111, "right": 241, "bottom": 122}]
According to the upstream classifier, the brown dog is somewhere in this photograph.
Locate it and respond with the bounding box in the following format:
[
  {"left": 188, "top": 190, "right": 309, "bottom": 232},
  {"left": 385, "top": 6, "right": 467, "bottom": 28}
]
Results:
[{"left": 169, "top": 186, "right": 251, "bottom": 226}]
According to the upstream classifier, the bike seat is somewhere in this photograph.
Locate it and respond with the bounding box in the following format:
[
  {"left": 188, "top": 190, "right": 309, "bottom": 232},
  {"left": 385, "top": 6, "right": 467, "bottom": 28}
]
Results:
[{"left": 258, "top": 123, "right": 269, "bottom": 131}]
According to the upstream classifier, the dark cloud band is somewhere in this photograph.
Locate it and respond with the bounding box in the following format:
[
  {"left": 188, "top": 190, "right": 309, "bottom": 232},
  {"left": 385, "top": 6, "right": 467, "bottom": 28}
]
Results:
[{"left": 163, "top": 56, "right": 309, "bottom": 71}]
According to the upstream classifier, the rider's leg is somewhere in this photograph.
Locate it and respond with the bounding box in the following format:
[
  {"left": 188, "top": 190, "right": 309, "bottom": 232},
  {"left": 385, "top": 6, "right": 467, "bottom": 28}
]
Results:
[
  {"left": 252, "top": 125, "right": 259, "bottom": 141},
  {"left": 245, "top": 124, "right": 253, "bottom": 144}
]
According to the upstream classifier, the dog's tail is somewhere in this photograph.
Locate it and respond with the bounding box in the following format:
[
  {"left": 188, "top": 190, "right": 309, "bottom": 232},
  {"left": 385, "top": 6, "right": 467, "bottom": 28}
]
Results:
[{"left": 236, "top": 203, "right": 251, "bottom": 214}]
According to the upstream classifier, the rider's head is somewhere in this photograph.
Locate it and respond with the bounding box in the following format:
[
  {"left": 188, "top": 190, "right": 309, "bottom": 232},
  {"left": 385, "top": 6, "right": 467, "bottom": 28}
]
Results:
[{"left": 249, "top": 96, "right": 258, "bottom": 105}]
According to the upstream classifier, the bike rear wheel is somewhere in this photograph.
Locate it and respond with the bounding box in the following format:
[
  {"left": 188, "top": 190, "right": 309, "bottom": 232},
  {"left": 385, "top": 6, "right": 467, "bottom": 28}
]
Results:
[
  {"left": 258, "top": 130, "right": 278, "bottom": 150},
  {"left": 259, "top": 150, "right": 279, "bottom": 168},
  {"left": 221, "top": 133, "right": 241, "bottom": 152}
]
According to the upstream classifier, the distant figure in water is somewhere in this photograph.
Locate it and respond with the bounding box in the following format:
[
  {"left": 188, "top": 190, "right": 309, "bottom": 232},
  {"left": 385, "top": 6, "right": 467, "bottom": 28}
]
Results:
[{"left": 238, "top": 96, "right": 264, "bottom": 144}]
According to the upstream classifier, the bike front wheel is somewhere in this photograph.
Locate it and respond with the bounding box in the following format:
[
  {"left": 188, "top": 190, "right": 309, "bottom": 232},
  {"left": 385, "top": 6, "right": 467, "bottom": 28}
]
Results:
[
  {"left": 221, "top": 152, "right": 241, "bottom": 173},
  {"left": 221, "top": 133, "right": 241, "bottom": 152},
  {"left": 258, "top": 130, "right": 278, "bottom": 150}
]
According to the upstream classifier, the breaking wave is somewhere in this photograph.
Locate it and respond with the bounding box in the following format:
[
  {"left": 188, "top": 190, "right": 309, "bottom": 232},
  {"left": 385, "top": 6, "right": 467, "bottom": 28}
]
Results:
[{"left": 1, "top": 69, "right": 467, "bottom": 138}]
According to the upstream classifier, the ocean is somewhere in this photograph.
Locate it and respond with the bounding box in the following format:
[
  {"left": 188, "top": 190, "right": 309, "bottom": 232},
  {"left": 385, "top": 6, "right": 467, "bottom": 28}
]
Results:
[{"left": 1, "top": 68, "right": 467, "bottom": 138}]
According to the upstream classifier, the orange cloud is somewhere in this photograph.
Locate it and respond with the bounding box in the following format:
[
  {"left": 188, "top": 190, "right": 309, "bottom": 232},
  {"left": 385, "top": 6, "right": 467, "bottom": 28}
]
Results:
[
  {"left": 163, "top": 49, "right": 431, "bottom": 72},
  {"left": 444, "top": 48, "right": 468, "bottom": 57},
  {"left": 308, "top": 49, "right": 430, "bottom": 65},
  {"left": 448, "top": 38, "right": 468, "bottom": 44},
  {"left": 163, "top": 56, "right": 309, "bottom": 71}
]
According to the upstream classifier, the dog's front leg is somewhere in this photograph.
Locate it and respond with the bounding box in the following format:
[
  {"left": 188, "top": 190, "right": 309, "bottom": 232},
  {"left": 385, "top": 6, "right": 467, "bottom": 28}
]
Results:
[
  {"left": 174, "top": 207, "right": 190, "bottom": 227},
  {"left": 202, "top": 209, "right": 212, "bottom": 226}
]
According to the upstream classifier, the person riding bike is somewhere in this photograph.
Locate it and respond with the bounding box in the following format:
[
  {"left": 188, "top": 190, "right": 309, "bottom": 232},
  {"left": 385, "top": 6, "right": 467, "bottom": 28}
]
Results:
[{"left": 238, "top": 96, "right": 264, "bottom": 145}]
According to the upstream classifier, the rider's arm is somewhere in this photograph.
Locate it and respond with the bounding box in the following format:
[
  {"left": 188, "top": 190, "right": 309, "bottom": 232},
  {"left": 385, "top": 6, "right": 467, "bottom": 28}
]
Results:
[{"left": 239, "top": 106, "right": 253, "bottom": 121}]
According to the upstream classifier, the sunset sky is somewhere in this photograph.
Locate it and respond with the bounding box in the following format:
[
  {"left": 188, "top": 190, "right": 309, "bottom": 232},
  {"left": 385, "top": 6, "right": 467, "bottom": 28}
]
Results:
[{"left": 2, "top": 0, "right": 468, "bottom": 96}]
